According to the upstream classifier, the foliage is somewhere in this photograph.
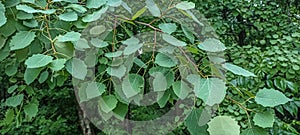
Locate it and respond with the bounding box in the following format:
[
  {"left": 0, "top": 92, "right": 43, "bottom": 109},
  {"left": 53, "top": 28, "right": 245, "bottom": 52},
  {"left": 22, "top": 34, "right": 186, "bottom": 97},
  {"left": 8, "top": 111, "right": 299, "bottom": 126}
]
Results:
[{"left": 0, "top": 0, "right": 299, "bottom": 134}]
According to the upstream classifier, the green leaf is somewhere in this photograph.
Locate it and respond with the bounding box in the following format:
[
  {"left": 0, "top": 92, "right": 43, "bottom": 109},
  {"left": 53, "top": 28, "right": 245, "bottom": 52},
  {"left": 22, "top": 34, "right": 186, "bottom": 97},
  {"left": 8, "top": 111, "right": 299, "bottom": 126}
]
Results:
[
  {"left": 241, "top": 127, "right": 269, "bottom": 135},
  {"left": 151, "top": 72, "right": 167, "bottom": 92},
  {"left": 106, "top": 65, "right": 126, "bottom": 79},
  {"left": 157, "top": 91, "right": 170, "bottom": 108},
  {"left": 198, "top": 38, "right": 226, "bottom": 52},
  {"left": 0, "top": 1, "right": 7, "bottom": 27},
  {"left": 99, "top": 95, "right": 118, "bottom": 113},
  {"left": 25, "top": 54, "right": 53, "bottom": 68},
  {"left": 38, "top": 71, "right": 49, "bottom": 83},
  {"left": 24, "top": 103, "right": 38, "bottom": 118},
  {"left": 50, "top": 59, "right": 66, "bottom": 71},
  {"left": 54, "top": 41, "right": 74, "bottom": 59},
  {"left": 255, "top": 88, "right": 291, "bottom": 107},
  {"left": 122, "top": 37, "right": 140, "bottom": 45},
  {"left": 185, "top": 108, "right": 209, "bottom": 135},
  {"left": 89, "top": 25, "right": 106, "bottom": 35},
  {"left": 122, "top": 74, "right": 144, "bottom": 98},
  {"left": 91, "top": 38, "right": 109, "bottom": 48},
  {"left": 222, "top": 63, "right": 256, "bottom": 77},
  {"left": 66, "top": 58, "right": 88, "bottom": 80},
  {"left": 253, "top": 111, "right": 274, "bottom": 128},
  {"left": 181, "top": 25, "right": 195, "bottom": 43},
  {"left": 175, "top": 1, "right": 195, "bottom": 10},
  {"left": 8, "top": 85, "right": 18, "bottom": 94},
  {"left": 10, "top": 31, "right": 36, "bottom": 50},
  {"left": 82, "top": 6, "right": 108, "bottom": 22},
  {"left": 158, "top": 23, "right": 177, "bottom": 34},
  {"left": 57, "top": 31, "right": 81, "bottom": 42},
  {"left": 86, "top": 0, "right": 106, "bottom": 9},
  {"left": 86, "top": 82, "right": 106, "bottom": 100},
  {"left": 75, "top": 38, "right": 90, "bottom": 50},
  {"left": 113, "top": 103, "right": 128, "bottom": 120},
  {"left": 107, "top": 0, "right": 122, "bottom": 7},
  {"left": 17, "top": 12, "right": 33, "bottom": 20},
  {"left": 207, "top": 116, "right": 240, "bottom": 135},
  {"left": 132, "top": 7, "right": 147, "bottom": 20},
  {"left": 16, "top": 4, "right": 56, "bottom": 14},
  {"left": 149, "top": 67, "right": 174, "bottom": 89},
  {"left": 187, "top": 75, "right": 227, "bottom": 106},
  {"left": 155, "top": 53, "right": 177, "bottom": 68},
  {"left": 172, "top": 81, "right": 191, "bottom": 99},
  {"left": 5, "top": 94, "right": 24, "bottom": 107},
  {"left": 105, "top": 51, "right": 123, "bottom": 58},
  {"left": 4, "top": 109, "right": 14, "bottom": 125},
  {"left": 124, "top": 43, "right": 143, "bottom": 55},
  {"left": 66, "top": 4, "right": 87, "bottom": 13},
  {"left": 24, "top": 68, "right": 43, "bottom": 85},
  {"left": 162, "top": 33, "right": 187, "bottom": 47},
  {"left": 58, "top": 11, "right": 78, "bottom": 21},
  {"left": 145, "top": 0, "right": 161, "bottom": 17}
]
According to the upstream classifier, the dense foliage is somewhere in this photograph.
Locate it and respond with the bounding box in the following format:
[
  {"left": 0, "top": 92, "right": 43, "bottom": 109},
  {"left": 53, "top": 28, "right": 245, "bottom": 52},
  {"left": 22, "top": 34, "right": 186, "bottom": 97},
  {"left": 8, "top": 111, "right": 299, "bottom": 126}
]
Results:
[{"left": 0, "top": 0, "right": 299, "bottom": 134}]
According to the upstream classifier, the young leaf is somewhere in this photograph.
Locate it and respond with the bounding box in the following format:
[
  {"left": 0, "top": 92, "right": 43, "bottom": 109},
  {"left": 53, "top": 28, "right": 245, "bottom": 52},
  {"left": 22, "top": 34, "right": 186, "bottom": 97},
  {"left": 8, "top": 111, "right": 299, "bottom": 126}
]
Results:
[
  {"left": 175, "top": 1, "right": 195, "bottom": 10},
  {"left": 0, "top": 1, "right": 7, "bottom": 27},
  {"left": 222, "top": 63, "right": 256, "bottom": 77},
  {"left": 24, "top": 68, "right": 43, "bottom": 85},
  {"left": 99, "top": 95, "right": 118, "bottom": 113},
  {"left": 132, "top": 6, "right": 147, "bottom": 20},
  {"left": 162, "top": 34, "right": 187, "bottom": 47},
  {"left": 155, "top": 53, "right": 177, "bottom": 68},
  {"left": 58, "top": 11, "right": 78, "bottom": 21},
  {"left": 10, "top": 31, "right": 36, "bottom": 50},
  {"left": 25, "top": 54, "right": 53, "bottom": 68},
  {"left": 198, "top": 38, "right": 226, "bottom": 52},
  {"left": 145, "top": 0, "right": 161, "bottom": 17},
  {"left": 65, "top": 58, "right": 88, "bottom": 80},
  {"left": 158, "top": 23, "right": 177, "bottom": 34},
  {"left": 253, "top": 111, "right": 275, "bottom": 128},
  {"left": 207, "top": 116, "right": 240, "bottom": 135},
  {"left": 5, "top": 94, "right": 24, "bottom": 107},
  {"left": 255, "top": 88, "right": 291, "bottom": 107}
]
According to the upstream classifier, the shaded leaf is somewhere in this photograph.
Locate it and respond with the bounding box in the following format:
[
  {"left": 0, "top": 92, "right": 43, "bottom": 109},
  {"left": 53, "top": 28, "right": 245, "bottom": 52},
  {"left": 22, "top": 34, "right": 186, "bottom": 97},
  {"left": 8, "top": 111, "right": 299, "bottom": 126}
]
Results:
[
  {"left": 122, "top": 74, "right": 144, "bottom": 98},
  {"left": 24, "top": 68, "right": 43, "bottom": 85}
]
